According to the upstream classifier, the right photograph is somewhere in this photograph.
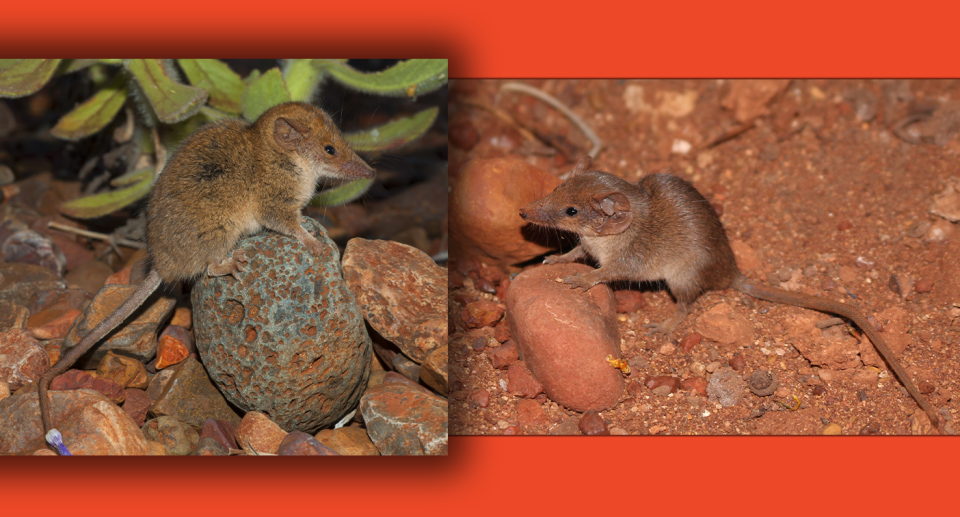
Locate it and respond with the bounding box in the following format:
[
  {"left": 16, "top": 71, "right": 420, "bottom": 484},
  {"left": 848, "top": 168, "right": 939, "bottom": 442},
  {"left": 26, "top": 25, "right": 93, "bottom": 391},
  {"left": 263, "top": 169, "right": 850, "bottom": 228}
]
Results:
[{"left": 448, "top": 79, "right": 959, "bottom": 436}]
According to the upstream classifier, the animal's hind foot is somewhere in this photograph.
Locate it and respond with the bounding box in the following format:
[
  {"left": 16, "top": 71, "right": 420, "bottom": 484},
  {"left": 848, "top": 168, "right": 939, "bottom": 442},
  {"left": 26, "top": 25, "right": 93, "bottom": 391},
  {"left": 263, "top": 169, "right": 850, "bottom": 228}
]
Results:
[{"left": 207, "top": 248, "right": 249, "bottom": 280}]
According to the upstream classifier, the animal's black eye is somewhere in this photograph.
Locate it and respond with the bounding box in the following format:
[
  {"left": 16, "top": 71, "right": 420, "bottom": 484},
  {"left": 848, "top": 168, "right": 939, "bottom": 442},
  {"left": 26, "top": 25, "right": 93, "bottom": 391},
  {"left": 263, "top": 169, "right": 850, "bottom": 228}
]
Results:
[
  {"left": 565, "top": 207, "right": 578, "bottom": 216},
  {"left": 324, "top": 145, "right": 337, "bottom": 156}
]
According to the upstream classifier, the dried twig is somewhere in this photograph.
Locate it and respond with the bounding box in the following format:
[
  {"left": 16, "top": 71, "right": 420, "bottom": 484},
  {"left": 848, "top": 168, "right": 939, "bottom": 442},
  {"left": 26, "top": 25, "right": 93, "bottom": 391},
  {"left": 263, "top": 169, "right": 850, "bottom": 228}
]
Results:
[
  {"left": 499, "top": 81, "right": 603, "bottom": 159},
  {"left": 47, "top": 221, "right": 144, "bottom": 249}
]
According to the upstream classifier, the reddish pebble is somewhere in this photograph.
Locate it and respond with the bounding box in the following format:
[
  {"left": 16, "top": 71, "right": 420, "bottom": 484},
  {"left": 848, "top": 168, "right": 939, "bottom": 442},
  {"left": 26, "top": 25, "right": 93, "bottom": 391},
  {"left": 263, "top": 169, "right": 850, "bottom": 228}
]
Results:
[
  {"left": 578, "top": 410, "right": 610, "bottom": 436},
  {"left": 680, "top": 377, "right": 708, "bottom": 397},
  {"left": 919, "top": 381, "right": 936, "bottom": 394},
  {"left": 495, "top": 277, "right": 511, "bottom": 301},
  {"left": 914, "top": 279, "right": 934, "bottom": 293},
  {"left": 469, "top": 389, "right": 490, "bottom": 408},
  {"left": 448, "top": 271, "right": 466, "bottom": 289},
  {"left": 121, "top": 388, "right": 151, "bottom": 426},
  {"left": 192, "top": 437, "right": 229, "bottom": 456},
  {"left": 812, "top": 385, "right": 827, "bottom": 396},
  {"left": 838, "top": 220, "right": 853, "bottom": 231},
  {"left": 614, "top": 290, "right": 645, "bottom": 313},
  {"left": 27, "top": 308, "right": 81, "bottom": 340},
  {"left": 493, "top": 322, "right": 511, "bottom": 343},
  {"left": 679, "top": 332, "right": 703, "bottom": 354},
  {"left": 50, "top": 369, "right": 125, "bottom": 404},
  {"left": 462, "top": 300, "right": 505, "bottom": 328},
  {"left": 449, "top": 121, "right": 479, "bottom": 150},
  {"left": 503, "top": 426, "right": 524, "bottom": 435},
  {"left": 155, "top": 325, "right": 195, "bottom": 370},
  {"left": 729, "top": 353, "right": 746, "bottom": 371},
  {"left": 643, "top": 375, "right": 680, "bottom": 394},
  {"left": 200, "top": 417, "right": 238, "bottom": 450},
  {"left": 478, "top": 265, "right": 505, "bottom": 283},
  {"left": 471, "top": 337, "right": 487, "bottom": 352},
  {"left": 487, "top": 340, "right": 519, "bottom": 369},
  {"left": 507, "top": 362, "right": 543, "bottom": 398},
  {"left": 169, "top": 307, "right": 192, "bottom": 329},
  {"left": 277, "top": 431, "right": 339, "bottom": 456},
  {"left": 516, "top": 398, "right": 549, "bottom": 430}
]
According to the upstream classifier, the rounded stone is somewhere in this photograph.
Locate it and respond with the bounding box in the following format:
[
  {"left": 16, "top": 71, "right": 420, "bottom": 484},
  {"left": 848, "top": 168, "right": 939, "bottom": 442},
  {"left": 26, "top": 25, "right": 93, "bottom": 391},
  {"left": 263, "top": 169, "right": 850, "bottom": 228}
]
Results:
[
  {"left": 505, "top": 263, "right": 624, "bottom": 412},
  {"left": 192, "top": 217, "right": 372, "bottom": 433}
]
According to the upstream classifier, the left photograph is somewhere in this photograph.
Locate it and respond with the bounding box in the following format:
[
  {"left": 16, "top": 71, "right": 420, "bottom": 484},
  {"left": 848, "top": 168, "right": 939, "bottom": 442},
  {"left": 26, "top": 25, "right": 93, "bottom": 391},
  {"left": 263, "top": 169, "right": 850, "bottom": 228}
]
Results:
[{"left": 0, "top": 59, "right": 448, "bottom": 455}]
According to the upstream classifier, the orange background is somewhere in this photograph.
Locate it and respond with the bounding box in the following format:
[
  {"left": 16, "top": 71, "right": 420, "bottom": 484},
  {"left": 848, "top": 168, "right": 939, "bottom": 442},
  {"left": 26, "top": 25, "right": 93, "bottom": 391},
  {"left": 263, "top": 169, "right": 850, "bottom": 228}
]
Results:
[{"left": 2, "top": 1, "right": 958, "bottom": 514}]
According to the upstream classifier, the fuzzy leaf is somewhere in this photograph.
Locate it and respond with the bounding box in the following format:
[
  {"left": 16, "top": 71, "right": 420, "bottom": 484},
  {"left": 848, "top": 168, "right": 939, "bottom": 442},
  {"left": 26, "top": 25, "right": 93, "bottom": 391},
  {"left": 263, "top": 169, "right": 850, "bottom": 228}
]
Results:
[
  {"left": 178, "top": 59, "right": 244, "bottom": 114},
  {"left": 242, "top": 68, "right": 290, "bottom": 122},
  {"left": 0, "top": 59, "right": 62, "bottom": 97},
  {"left": 283, "top": 59, "right": 323, "bottom": 102},
  {"left": 244, "top": 69, "right": 261, "bottom": 85},
  {"left": 110, "top": 167, "right": 153, "bottom": 187},
  {"left": 345, "top": 107, "right": 438, "bottom": 152},
  {"left": 198, "top": 105, "right": 233, "bottom": 122},
  {"left": 324, "top": 59, "right": 447, "bottom": 98},
  {"left": 311, "top": 178, "right": 374, "bottom": 207},
  {"left": 125, "top": 59, "right": 208, "bottom": 123},
  {"left": 50, "top": 74, "right": 128, "bottom": 140},
  {"left": 59, "top": 169, "right": 154, "bottom": 219}
]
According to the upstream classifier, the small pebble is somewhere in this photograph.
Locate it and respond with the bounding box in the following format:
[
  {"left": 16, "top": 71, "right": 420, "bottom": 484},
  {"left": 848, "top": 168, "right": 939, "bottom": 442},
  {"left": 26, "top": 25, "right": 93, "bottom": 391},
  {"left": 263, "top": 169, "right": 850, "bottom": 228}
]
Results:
[
  {"left": 578, "top": 410, "right": 610, "bottom": 436},
  {"left": 914, "top": 279, "right": 934, "bottom": 293},
  {"left": 469, "top": 389, "right": 490, "bottom": 409},
  {"left": 822, "top": 423, "right": 842, "bottom": 435}
]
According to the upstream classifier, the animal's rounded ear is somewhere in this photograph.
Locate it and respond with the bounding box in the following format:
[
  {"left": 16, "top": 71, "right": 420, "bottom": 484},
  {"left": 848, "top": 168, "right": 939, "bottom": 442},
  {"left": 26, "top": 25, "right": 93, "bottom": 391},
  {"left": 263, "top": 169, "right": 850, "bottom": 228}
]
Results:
[
  {"left": 274, "top": 117, "right": 310, "bottom": 151},
  {"left": 592, "top": 191, "right": 633, "bottom": 235},
  {"left": 572, "top": 155, "right": 592, "bottom": 175}
]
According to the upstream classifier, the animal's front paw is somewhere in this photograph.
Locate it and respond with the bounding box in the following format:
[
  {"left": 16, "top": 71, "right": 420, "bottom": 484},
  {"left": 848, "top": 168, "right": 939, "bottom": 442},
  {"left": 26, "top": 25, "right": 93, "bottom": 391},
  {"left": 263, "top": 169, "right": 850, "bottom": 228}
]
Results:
[
  {"left": 562, "top": 274, "right": 595, "bottom": 292},
  {"left": 543, "top": 254, "right": 568, "bottom": 265}
]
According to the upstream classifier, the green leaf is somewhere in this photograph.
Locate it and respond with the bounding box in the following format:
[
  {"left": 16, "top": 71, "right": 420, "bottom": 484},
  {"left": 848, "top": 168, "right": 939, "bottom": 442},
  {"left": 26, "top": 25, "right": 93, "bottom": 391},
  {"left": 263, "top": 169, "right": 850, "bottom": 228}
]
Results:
[
  {"left": 283, "top": 59, "right": 321, "bottom": 102},
  {"left": 110, "top": 167, "right": 153, "bottom": 187},
  {"left": 59, "top": 169, "right": 154, "bottom": 219},
  {"left": 244, "top": 69, "right": 261, "bottom": 85},
  {"left": 50, "top": 74, "right": 128, "bottom": 141},
  {"left": 198, "top": 105, "right": 234, "bottom": 122},
  {"left": 345, "top": 107, "right": 438, "bottom": 152},
  {"left": 178, "top": 59, "right": 245, "bottom": 114},
  {"left": 0, "top": 59, "right": 62, "bottom": 97},
  {"left": 324, "top": 59, "right": 447, "bottom": 98},
  {"left": 242, "top": 67, "right": 290, "bottom": 122},
  {"left": 125, "top": 59, "right": 208, "bottom": 123},
  {"left": 310, "top": 178, "right": 374, "bottom": 207}
]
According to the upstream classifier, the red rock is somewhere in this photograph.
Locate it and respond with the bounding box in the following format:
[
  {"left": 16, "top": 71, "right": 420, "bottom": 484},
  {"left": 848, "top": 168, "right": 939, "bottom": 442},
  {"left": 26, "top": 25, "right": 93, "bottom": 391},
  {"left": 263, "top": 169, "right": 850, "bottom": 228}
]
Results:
[
  {"left": 360, "top": 382, "right": 447, "bottom": 455},
  {"left": 516, "top": 399, "right": 548, "bottom": 430},
  {"left": 478, "top": 265, "right": 506, "bottom": 283},
  {"left": 143, "top": 416, "right": 200, "bottom": 456},
  {"left": 148, "top": 357, "right": 242, "bottom": 428},
  {"left": 487, "top": 340, "right": 519, "bottom": 369},
  {"left": 64, "top": 260, "right": 114, "bottom": 296},
  {"left": 721, "top": 79, "right": 790, "bottom": 123},
  {"left": 679, "top": 332, "right": 703, "bottom": 354},
  {"left": 578, "top": 410, "right": 610, "bottom": 435},
  {"left": 507, "top": 362, "right": 543, "bottom": 398},
  {"left": 450, "top": 121, "right": 479, "bottom": 150},
  {"left": 382, "top": 371, "right": 422, "bottom": 389},
  {"left": 505, "top": 263, "right": 624, "bottom": 412},
  {"left": 96, "top": 351, "right": 148, "bottom": 389},
  {"left": 681, "top": 377, "right": 708, "bottom": 397},
  {"left": 419, "top": 345, "right": 448, "bottom": 396},
  {"left": 26, "top": 308, "right": 81, "bottom": 340},
  {"left": 644, "top": 376, "right": 681, "bottom": 394},
  {"left": 191, "top": 437, "right": 229, "bottom": 455},
  {"left": 169, "top": 306, "right": 192, "bottom": 329},
  {"left": 0, "top": 328, "right": 49, "bottom": 390},
  {"left": 915, "top": 279, "right": 934, "bottom": 293},
  {"left": 314, "top": 427, "right": 380, "bottom": 456},
  {"left": 493, "top": 322, "right": 512, "bottom": 344},
  {"left": 729, "top": 353, "right": 746, "bottom": 371},
  {"left": 236, "top": 411, "right": 288, "bottom": 455},
  {"left": 449, "top": 157, "right": 563, "bottom": 268},
  {"left": 200, "top": 418, "right": 238, "bottom": 451},
  {"left": 103, "top": 265, "right": 132, "bottom": 286},
  {"left": 29, "top": 288, "right": 92, "bottom": 315},
  {"left": 121, "top": 388, "right": 151, "bottom": 426},
  {"left": 614, "top": 289, "right": 646, "bottom": 313},
  {"left": 0, "top": 389, "right": 149, "bottom": 455},
  {"left": 155, "top": 325, "right": 193, "bottom": 370},
  {"left": 503, "top": 426, "right": 524, "bottom": 435},
  {"left": 0, "top": 301, "right": 29, "bottom": 332},
  {"left": 694, "top": 302, "right": 755, "bottom": 349},
  {"left": 342, "top": 239, "right": 445, "bottom": 363},
  {"left": 496, "top": 277, "right": 511, "bottom": 301},
  {"left": 278, "top": 431, "right": 339, "bottom": 455},
  {"left": 469, "top": 389, "right": 490, "bottom": 408},
  {"left": 50, "top": 369, "right": 125, "bottom": 404},
  {"left": 462, "top": 300, "right": 504, "bottom": 328}
]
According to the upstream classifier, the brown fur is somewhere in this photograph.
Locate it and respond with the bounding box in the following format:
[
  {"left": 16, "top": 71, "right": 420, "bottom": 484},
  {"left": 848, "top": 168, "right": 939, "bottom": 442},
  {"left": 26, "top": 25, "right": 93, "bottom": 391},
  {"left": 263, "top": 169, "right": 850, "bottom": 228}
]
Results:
[
  {"left": 519, "top": 156, "right": 941, "bottom": 431},
  {"left": 38, "top": 102, "right": 374, "bottom": 446}
]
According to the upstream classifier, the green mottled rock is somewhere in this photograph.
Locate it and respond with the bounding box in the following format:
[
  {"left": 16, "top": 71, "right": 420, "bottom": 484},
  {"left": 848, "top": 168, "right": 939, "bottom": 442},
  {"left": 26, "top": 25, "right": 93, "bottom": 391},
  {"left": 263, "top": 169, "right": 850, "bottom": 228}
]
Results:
[
  {"left": 192, "top": 217, "right": 371, "bottom": 433},
  {"left": 143, "top": 416, "right": 200, "bottom": 455}
]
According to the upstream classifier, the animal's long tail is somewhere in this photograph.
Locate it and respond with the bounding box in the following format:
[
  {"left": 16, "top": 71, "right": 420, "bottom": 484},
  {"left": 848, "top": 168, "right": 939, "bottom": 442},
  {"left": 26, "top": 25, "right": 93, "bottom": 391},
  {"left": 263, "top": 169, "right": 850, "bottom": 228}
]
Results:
[
  {"left": 38, "top": 269, "right": 163, "bottom": 446},
  {"left": 733, "top": 275, "right": 941, "bottom": 432}
]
